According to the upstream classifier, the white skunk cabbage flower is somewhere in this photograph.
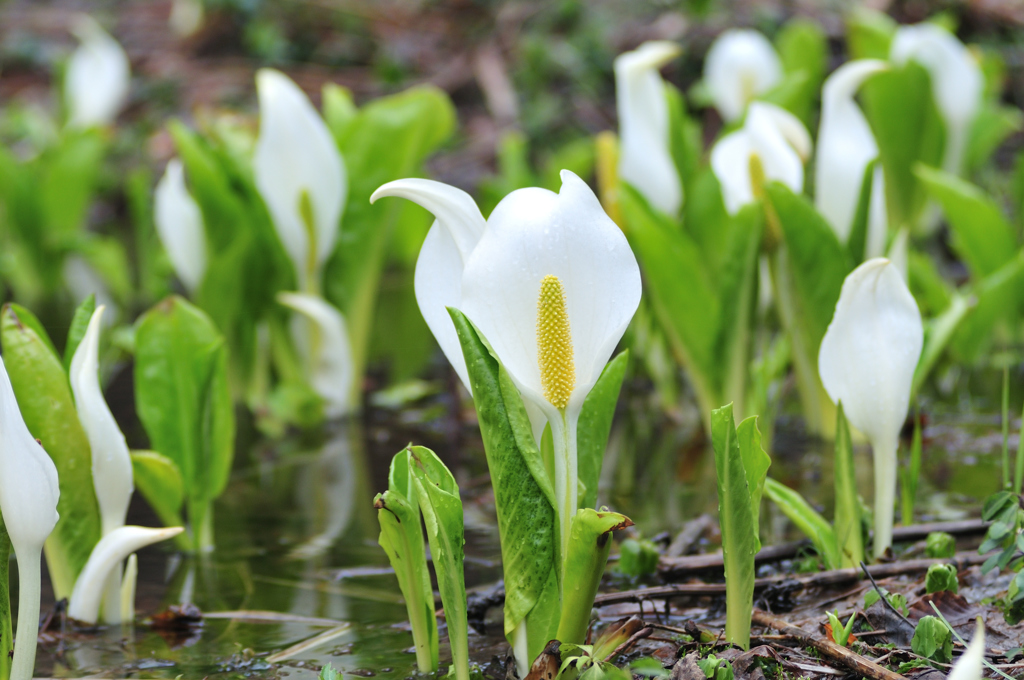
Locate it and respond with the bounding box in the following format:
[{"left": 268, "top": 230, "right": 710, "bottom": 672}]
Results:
[
  {"left": 155, "top": 159, "right": 206, "bottom": 294},
  {"left": 815, "top": 60, "right": 890, "bottom": 254},
  {"left": 891, "top": 23, "right": 982, "bottom": 176},
  {"left": 711, "top": 102, "right": 811, "bottom": 214},
  {"left": 370, "top": 180, "right": 486, "bottom": 393},
  {"left": 0, "top": 356, "right": 59, "bottom": 680},
  {"left": 68, "top": 526, "right": 184, "bottom": 625},
  {"left": 69, "top": 305, "right": 134, "bottom": 621},
  {"left": 65, "top": 15, "right": 130, "bottom": 129},
  {"left": 460, "top": 171, "right": 641, "bottom": 562},
  {"left": 277, "top": 292, "right": 354, "bottom": 419},
  {"left": 614, "top": 41, "right": 683, "bottom": 216},
  {"left": 704, "top": 29, "right": 782, "bottom": 122},
  {"left": 818, "top": 259, "right": 923, "bottom": 557},
  {"left": 948, "top": 618, "right": 985, "bottom": 680},
  {"left": 254, "top": 69, "right": 346, "bottom": 294}
]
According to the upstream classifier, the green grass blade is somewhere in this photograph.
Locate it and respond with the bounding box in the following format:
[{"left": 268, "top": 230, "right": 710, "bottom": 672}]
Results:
[{"left": 833, "top": 404, "right": 864, "bottom": 567}]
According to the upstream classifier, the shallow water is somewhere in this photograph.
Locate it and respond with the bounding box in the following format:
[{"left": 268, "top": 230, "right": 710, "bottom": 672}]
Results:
[{"left": 24, "top": 364, "right": 1019, "bottom": 678}]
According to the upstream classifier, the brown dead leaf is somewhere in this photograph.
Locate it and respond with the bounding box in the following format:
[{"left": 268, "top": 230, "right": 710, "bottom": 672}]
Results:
[{"left": 523, "top": 640, "right": 561, "bottom": 680}]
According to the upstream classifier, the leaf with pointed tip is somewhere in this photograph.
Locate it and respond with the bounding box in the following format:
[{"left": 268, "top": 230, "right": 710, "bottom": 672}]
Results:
[{"left": 64, "top": 294, "right": 97, "bottom": 372}]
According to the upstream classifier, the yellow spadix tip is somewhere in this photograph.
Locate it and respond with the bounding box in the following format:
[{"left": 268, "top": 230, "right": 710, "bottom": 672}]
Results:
[{"left": 537, "top": 274, "right": 575, "bottom": 410}]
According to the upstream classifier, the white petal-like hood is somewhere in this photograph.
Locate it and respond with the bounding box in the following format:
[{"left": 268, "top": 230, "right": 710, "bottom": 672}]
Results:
[
  {"left": 70, "top": 306, "right": 133, "bottom": 536},
  {"left": 891, "top": 23, "right": 982, "bottom": 175},
  {"left": 67, "top": 525, "right": 183, "bottom": 624},
  {"left": 614, "top": 41, "right": 682, "bottom": 216},
  {"left": 818, "top": 258, "right": 922, "bottom": 556},
  {"left": 0, "top": 355, "right": 60, "bottom": 554},
  {"left": 254, "top": 69, "right": 347, "bottom": 293},
  {"left": 278, "top": 292, "right": 354, "bottom": 419},
  {"left": 704, "top": 29, "right": 782, "bottom": 122},
  {"left": 460, "top": 170, "right": 642, "bottom": 418},
  {"left": 371, "top": 179, "right": 486, "bottom": 393},
  {"left": 65, "top": 15, "right": 130, "bottom": 129},
  {"left": 947, "top": 619, "right": 985, "bottom": 680},
  {"left": 815, "top": 60, "right": 888, "bottom": 242},
  {"left": 711, "top": 102, "right": 810, "bottom": 215},
  {"left": 155, "top": 159, "right": 207, "bottom": 294}
]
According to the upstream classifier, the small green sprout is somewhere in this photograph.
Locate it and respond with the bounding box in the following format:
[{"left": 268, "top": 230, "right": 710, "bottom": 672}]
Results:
[
  {"left": 618, "top": 537, "right": 659, "bottom": 577},
  {"left": 826, "top": 610, "right": 857, "bottom": 647},
  {"left": 911, "top": 615, "right": 953, "bottom": 664},
  {"left": 925, "top": 564, "right": 959, "bottom": 594},
  {"left": 925, "top": 531, "right": 956, "bottom": 558}
]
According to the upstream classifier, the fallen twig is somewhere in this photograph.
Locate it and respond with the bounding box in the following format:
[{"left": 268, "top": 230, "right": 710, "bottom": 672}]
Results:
[
  {"left": 751, "top": 609, "right": 907, "bottom": 680},
  {"left": 596, "top": 552, "right": 987, "bottom": 606}
]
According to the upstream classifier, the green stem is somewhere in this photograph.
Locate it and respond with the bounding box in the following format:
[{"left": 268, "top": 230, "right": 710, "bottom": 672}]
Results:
[
  {"left": 549, "top": 411, "right": 577, "bottom": 580},
  {"left": 873, "top": 437, "right": 898, "bottom": 559},
  {"left": 11, "top": 550, "right": 40, "bottom": 680},
  {"left": 1003, "top": 365, "right": 1010, "bottom": 490},
  {"left": 0, "top": 527, "right": 11, "bottom": 680},
  {"left": 1016, "top": 399, "right": 1024, "bottom": 494}
]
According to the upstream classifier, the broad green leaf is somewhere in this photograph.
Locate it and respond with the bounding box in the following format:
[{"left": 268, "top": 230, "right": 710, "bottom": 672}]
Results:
[
  {"left": 130, "top": 450, "right": 186, "bottom": 529},
  {"left": 5, "top": 304, "right": 59, "bottom": 361},
  {"left": 861, "top": 62, "right": 945, "bottom": 228},
  {"left": 321, "top": 84, "right": 357, "bottom": 139},
  {"left": 683, "top": 169, "right": 733, "bottom": 279},
  {"left": 712, "top": 403, "right": 769, "bottom": 650},
  {"left": 966, "top": 101, "right": 1022, "bottom": 174},
  {"left": 846, "top": 8, "right": 895, "bottom": 60},
  {"left": 908, "top": 251, "right": 953, "bottom": 317},
  {"left": 665, "top": 83, "right": 702, "bottom": 199},
  {"left": 326, "top": 86, "right": 455, "bottom": 400},
  {"left": 449, "top": 308, "right": 559, "bottom": 663},
  {"left": 63, "top": 294, "right": 96, "bottom": 372},
  {"left": 775, "top": 17, "right": 827, "bottom": 123},
  {"left": 951, "top": 247, "right": 1024, "bottom": 360},
  {"left": 134, "top": 296, "right": 235, "bottom": 551},
  {"left": 916, "top": 165, "right": 1018, "bottom": 277},
  {"left": 620, "top": 184, "right": 719, "bottom": 419},
  {"left": 374, "top": 449, "right": 437, "bottom": 673},
  {"left": 0, "top": 304, "right": 102, "bottom": 598},
  {"left": 556, "top": 508, "right": 632, "bottom": 645},
  {"left": 846, "top": 159, "right": 878, "bottom": 264},
  {"left": 408, "top": 446, "right": 468, "bottom": 680},
  {"left": 758, "top": 71, "right": 811, "bottom": 119},
  {"left": 764, "top": 477, "right": 840, "bottom": 570},
  {"left": 39, "top": 129, "right": 106, "bottom": 239},
  {"left": 833, "top": 404, "right": 864, "bottom": 568},
  {"left": 736, "top": 416, "right": 770, "bottom": 548},
  {"left": 577, "top": 351, "right": 628, "bottom": 511},
  {"left": 912, "top": 293, "right": 970, "bottom": 397}
]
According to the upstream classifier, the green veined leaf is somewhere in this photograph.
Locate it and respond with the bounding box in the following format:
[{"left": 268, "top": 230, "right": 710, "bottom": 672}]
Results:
[{"left": 577, "top": 351, "right": 628, "bottom": 511}]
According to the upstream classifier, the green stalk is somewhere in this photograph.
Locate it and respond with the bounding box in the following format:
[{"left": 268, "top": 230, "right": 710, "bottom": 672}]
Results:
[
  {"left": 550, "top": 411, "right": 577, "bottom": 580},
  {"left": 0, "top": 525, "right": 11, "bottom": 680},
  {"left": 900, "top": 412, "right": 922, "bottom": 526},
  {"left": 1003, "top": 365, "right": 1010, "bottom": 490},
  {"left": 833, "top": 404, "right": 863, "bottom": 568},
  {"left": 11, "top": 550, "right": 40, "bottom": 680},
  {"left": 1015, "top": 399, "right": 1024, "bottom": 494}
]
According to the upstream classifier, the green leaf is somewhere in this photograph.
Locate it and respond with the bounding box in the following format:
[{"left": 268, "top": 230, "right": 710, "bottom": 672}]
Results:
[
  {"left": 39, "top": 129, "right": 106, "bottom": 239},
  {"left": 556, "top": 509, "right": 632, "bottom": 645},
  {"left": 326, "top": 86, "right": 455, "bottom": 400},
  {"left": 911, "top": 616, "right": 953, "bottom": 664},
  {"left": 617, "top": 537, "right": 659, "bottom": 578},
  {"left": 846, "top": 8, "right": 895, "bottom": 60},
  {"left": 0, "top": 304, "right": 102, "bottom": 598},
  {"left": 448, "top": 307, "right": 559, "bottom": 663},
  {"left": 374, "top": 448, "right": 438, "bottom": 673},
  {"left": 318, "top": 663, "right": 341, "bottom": 680},
  {"left": 5, "top": 304, "right": 59, "bottom": 361},
  {"left": 925, "top": 564, "right": 959, "bottom": 594},
  {"left": 846, "top": 159, "right": 878, "bottom": 264},
  {"left": 129, "top": 450, "right": 187, "bottom": 539},
  {"left": 764, "top": 477, "right": 840, "bottom": 570},
  {"left": 833, "top": 404, "right": 864, "bottom": 568},
  {"left": 134, "top": 296, "right": 235, "bottom": 551},
  {"left": 916, "top": 165, "right": 1018, "bottom": 277},
  {"left": 408, "top": 446, "right": 468, "bottom": 680},
  {"left": 664, "top": 83, "right": 702, "bottom": 199},
  {"left": 775, "top": 17, "right": 827, "bottom": 123},
  {"left": 63, "top": 294, "right": 97, "bottom": 372},
  {"left": 966, "top": 102, "right": 1023, "bottom": 174},
  {"left": 925, "top": 532, "right": 956, "bottom": 559},
  {"left": 577, "top": 351, "right": 628, "bottom": 511},
  {"left": 712, "top": 404, "right": 770, "bottom": 650}
]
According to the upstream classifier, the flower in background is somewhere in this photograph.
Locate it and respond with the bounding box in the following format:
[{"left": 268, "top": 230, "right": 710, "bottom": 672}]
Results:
[
  {"left": 947, "top": 618, "right": 985, "bottom": 680},
  {"left": 65, "top": 15, "right": 130, "bottom": 129},
  {"left": 891, "top": 23, "right": 982, "bottom": 176},
  {"left": 370, "top": 179, "right": 486, "bottom": 393},
  {"left": 711, "top": 102, "right": 811, "bottom": 214},
  {"left": 155, "top": 159, "right": 207, "bottom": 294},
  {"left": 0, "top": 356, "right": 59, "bottom": 680},
  {"left": 253, "top": 69, "right": 347, "bottom": 295},
  {"left": 170, "top": 0, "right": 204, "bottom": 37},
  {"left": 815, "top": 60, "right": 889, "bottom": 258},
  {"left": 818, "top": 258, "right": 923, "bottom": 557},
  {"left": 614, "top": 41, "right": 682, "bottom": 216},
  {"left": 704, "top": 29, "right": 782, "bottom": 122}
]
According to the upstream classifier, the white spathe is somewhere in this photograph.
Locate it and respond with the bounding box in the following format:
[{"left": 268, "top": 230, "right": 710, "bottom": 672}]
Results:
[
  {"left": 170, "top": 0, "right": 204, "bottom": 37},
  {"left": 711, "top": 102, "right": 811, "bottom": 215},
  {"left": 0, "top": 355, "right": 59, "bottom": 680},
  {"left": 818, "top": 259, "right": 923, "bottom": 557},
  {"left": 815, "top": 60, "right": 889, "bottom": 248},
  {"left": 68, "top": 526, "right": 184, "bottom": 624},
  {"left": 614, "top": 41, "right": 682, "bottom": 216},
  {"left": 891, "top": 23, "right": 982, "bottom": 176},
  {"left": 947, "top": 618, "right": 985, "bottom": 680},
  {"left": 155, "top": 159, "right": 207, "bottom": 294},
  {"left": 371, "top": 179, "right": 486, "bottom": 393},
  {"left": 704, "top": 29, "right": 782, "bottom": 122},
  {"left": 278, "top": 292, "right": 354, "bottom": 419},
  {"left": 254, "top": 69, "right": 347, "bottom": 293},
  {"left": 65, "top": 15, "right": 130, "bottom": 129},
  {"left": 460, "top": 170, "right": 641, "bottom": 563}
]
